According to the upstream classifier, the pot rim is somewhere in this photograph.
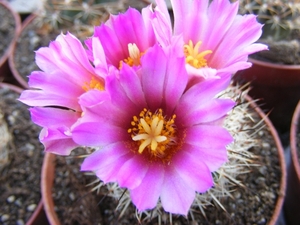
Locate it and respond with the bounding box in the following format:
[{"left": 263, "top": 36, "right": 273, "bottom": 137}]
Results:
[
  {"left": 41, "top": 153, "right": 61, "bottom": 225},
  {"left": 8, "top": 13, "right": 38, "bottom": 89},
  {"left": 249, "top": 58, "right": 300, "bottom": 70},
  {"left": 290, "top": 101, "right": 300, "bottom": 180},
  {"left": 0, "top": 82, "right": 24, "bottom": 93},
  {"left": 0, "top": 1, "right": 21, "bottom": 70}
]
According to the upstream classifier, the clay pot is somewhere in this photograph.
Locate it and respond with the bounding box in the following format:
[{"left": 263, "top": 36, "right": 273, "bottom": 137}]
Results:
[
  {"left": 234, "top": 58, "right": 300, "bottom": 134},
  {"left": 41, "top": 94, "right": 286, "bottom": 224},
  {"left": 0, "top": 1, "right": 21, "bottom": 83},
  {"left": 284, "top": 100, "right": 300, "bottom": 225},
  {"left": 8, "top": 13, "right": 37, "bottom": 89},
  {"left": 26, "top": 200, "right": 48, "bottom": 225},
  {"left": 41, "top": 153, "right": 59, "bottom": 225},
  {"left": 0, "top": 83, "right": 48, "bottom": 225}
]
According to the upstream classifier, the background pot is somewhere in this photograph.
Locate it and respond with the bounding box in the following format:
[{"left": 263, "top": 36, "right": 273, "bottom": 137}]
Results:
[
  {"left": 8, "top": 13, "right": 38, "bottom": 89},
  {"left": 0, "top": 1, "right": 21, "bottom": 83},
  {"left": 41, "top": 94, "right": 286, "bottom": 224},
  {"left": 0, "top": 83, "right": 48, "bottom": 225},
  {"left": 41, "top": 153, "right": 59, "bottom": 225},
  {"left": 234, "top": 58, "right": 300, "bottom": 135},
  {"left": 284, "top": 100, "right": 300, "bottom": 225}
]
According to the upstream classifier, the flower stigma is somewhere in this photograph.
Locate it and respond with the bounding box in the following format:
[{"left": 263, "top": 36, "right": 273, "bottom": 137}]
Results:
[
  {"left": 119, "top": 43, "right": 144, "bottom": 69},
  {"left": 128, "top": 108, "right": 177, "bottom": 160},
  {"left": 82, "top": 76, "right": 104, "bottom": 91},
  {"left": 184, "top": 40, "right": 212, "bottom": 68}
]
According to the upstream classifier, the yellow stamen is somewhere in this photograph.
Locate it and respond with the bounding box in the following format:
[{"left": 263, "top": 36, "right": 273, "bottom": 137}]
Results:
[
  {"left": 128, "top": 108, "right": 177, "bottom": 158},
  {"left": 184, "top": 40, "right": 212, "bottom": 69},
  {"left": 119, "top": 43, "right": 144, "bottom": 69},
  {"left": 82, "top": 76, "right": 104, "bottom": 92}
]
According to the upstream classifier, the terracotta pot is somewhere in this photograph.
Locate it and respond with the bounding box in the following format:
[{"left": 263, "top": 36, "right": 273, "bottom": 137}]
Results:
[
  {"left": 0, "top": 1, "right": 21, "bottom": 83},
  {"left": 0, "top": 82, "right": 48, "bottom": 225},
  {"left": 245, "top": 95, "right": 286, "bottom": 225},
  {"left": 234, "top": 58, "right": 300, "bottom": 134},
  {"left": 26, "top": 200, "right": 48, "bottom": 225},
  {"left": 41, "top": 94, "right": 286, "bottom": 224},
  {"left": 284, "top": 100, "right": 300, "bottom": 225},
  {"left": 41, "top": 153, "right": 60, "bottom": 225},
  {"left": 8, "top": 13, "right": 37, "bottom": 89}
]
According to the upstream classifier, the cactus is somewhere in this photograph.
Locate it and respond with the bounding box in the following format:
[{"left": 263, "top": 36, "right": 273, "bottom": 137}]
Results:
[{"left": 34, "top": 0, "right": 129, "bottom": 39}]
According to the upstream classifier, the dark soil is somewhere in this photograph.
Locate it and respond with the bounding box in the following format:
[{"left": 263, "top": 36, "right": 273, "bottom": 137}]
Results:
[
  {"left": 50, "top": 100, "right": 283, "bottom": 225},
  {"left": 0, "top": 3, "right": 17, "bottom": 59},
  {"left": 0, "top": 85, "right": 44, "bottom": 225}
]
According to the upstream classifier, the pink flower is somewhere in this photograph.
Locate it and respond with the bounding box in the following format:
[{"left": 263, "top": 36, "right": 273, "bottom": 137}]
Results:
[
  {"left": 19, "top": 33, "right": 106, "bottom": 155},
  {"left": 72, "top": 44, "right": 234, "bottom": 215},
  {"left": 151, "top": 0, "right": 268, "bottom": 80},
  {"left": 85, "top": 6, "right": 156, "bottom": 70}
]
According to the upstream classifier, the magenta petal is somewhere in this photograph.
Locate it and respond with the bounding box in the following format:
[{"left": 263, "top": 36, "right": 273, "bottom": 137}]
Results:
[
  {"left": 119, "top": 64, "right": 147, "bottom": 108},
  {"left": 183, "top": 125, "right": 231, "bottom": 171},
  {"left": 185, "top": 125, "right": 233, "bottom": 149},
  {"left": 27, "top": 71, "right": 82, "bottom": 96},
  {"left": 204, "top": 0, "right": 239, "bottom": 50},
  {"left": 72, "top": 122, "right": 128, "bottom": 146},
  {"left": 209, "top": 15, "right": 266, "bottom": 70},
  {"left": 184, "top": 144, "right": 228, "bottom": 172},
  {"left": 160, "top": 167, "right": 195, "bottom": 215},
  {"left": 106, "top": 73, "right": 139, "bottom": 115},
  {"left": 36, "top": 33, "right": 94, "bottom": 81},
  {"left": 141, "top": 44, "right": 167, "bottom": 110},
  {"left": 79, "top": 93, "right": 132, "bottom": 127},
  {"left": 93, "top": 25, "right": 123, "bottom": 66},
  {"left": 117, "top": 155, "right": 149, "bottom": 189},
  {"left": 108, "top": 8, "right": 155, "bottom": 52},
  {"left": 181, "top": 98, "right": 235, "bottom": 126},
  {"left": 91, "top": 37, "right": 108, "bottom": 76},
  {"left": 172, "top": 0, "right": 209, "bottom": 38},
  {"left": 81, "top": 143, "right": 128, "bottom": 171},
  {"left": 79, "top": 89, "right": 108, "bottom": 109},
  {"left": 93, "top": 8, "right": 155, "bottom": 67},
  {"left": 40, "top": 128, "right": 78, "bottom": 155},
  {"left": 150, "top": 0, "right": 172, "bottom": 47},
  {"left": 30, "top": 107, "right": 80, "bottom": 128},
  {"left": 176, "top": 75, "right": 231, "bottom": 122},
  {"left": 173, "top": 149, "right": 214, "bottom": 192},
  {"left": 130, "top": 163, "right": 164, "bottom": 211},
  {"left": 81, "top": 142, "right": 131, "bottom": 183},
  {"left": 20, "top": 82, "right": 80, "bottom": 110},
  {"left": 163, "top": 39, "right": 188, "bottom": 115}
]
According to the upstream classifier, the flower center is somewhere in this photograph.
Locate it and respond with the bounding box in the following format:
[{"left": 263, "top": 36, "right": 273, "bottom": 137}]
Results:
[
  {"left": 119, "top": 43, "right": 144, "bottom": 69},
  {"left": 184, "top": 40, "right": 212, "bottom": 69},
  {"left": 82, "top": 76, "right": 104, "bottom": 92},
  {"left": 128, "top": 108, "right": 177, "bottom": 159}
]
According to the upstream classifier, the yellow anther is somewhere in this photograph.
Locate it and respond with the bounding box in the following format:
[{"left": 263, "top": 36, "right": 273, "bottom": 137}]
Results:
[
  {"left": 184, "top": 40, "right": 212, "bottom": 69},
  {"left": 119, "top": 43, "right": 145, "bottom": 69},
  {"left": 82, "top": 77, "right": 104, "bottom": 92},
  {"left": 129, "top": 109, "right": 177, "bottom": 158}
]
